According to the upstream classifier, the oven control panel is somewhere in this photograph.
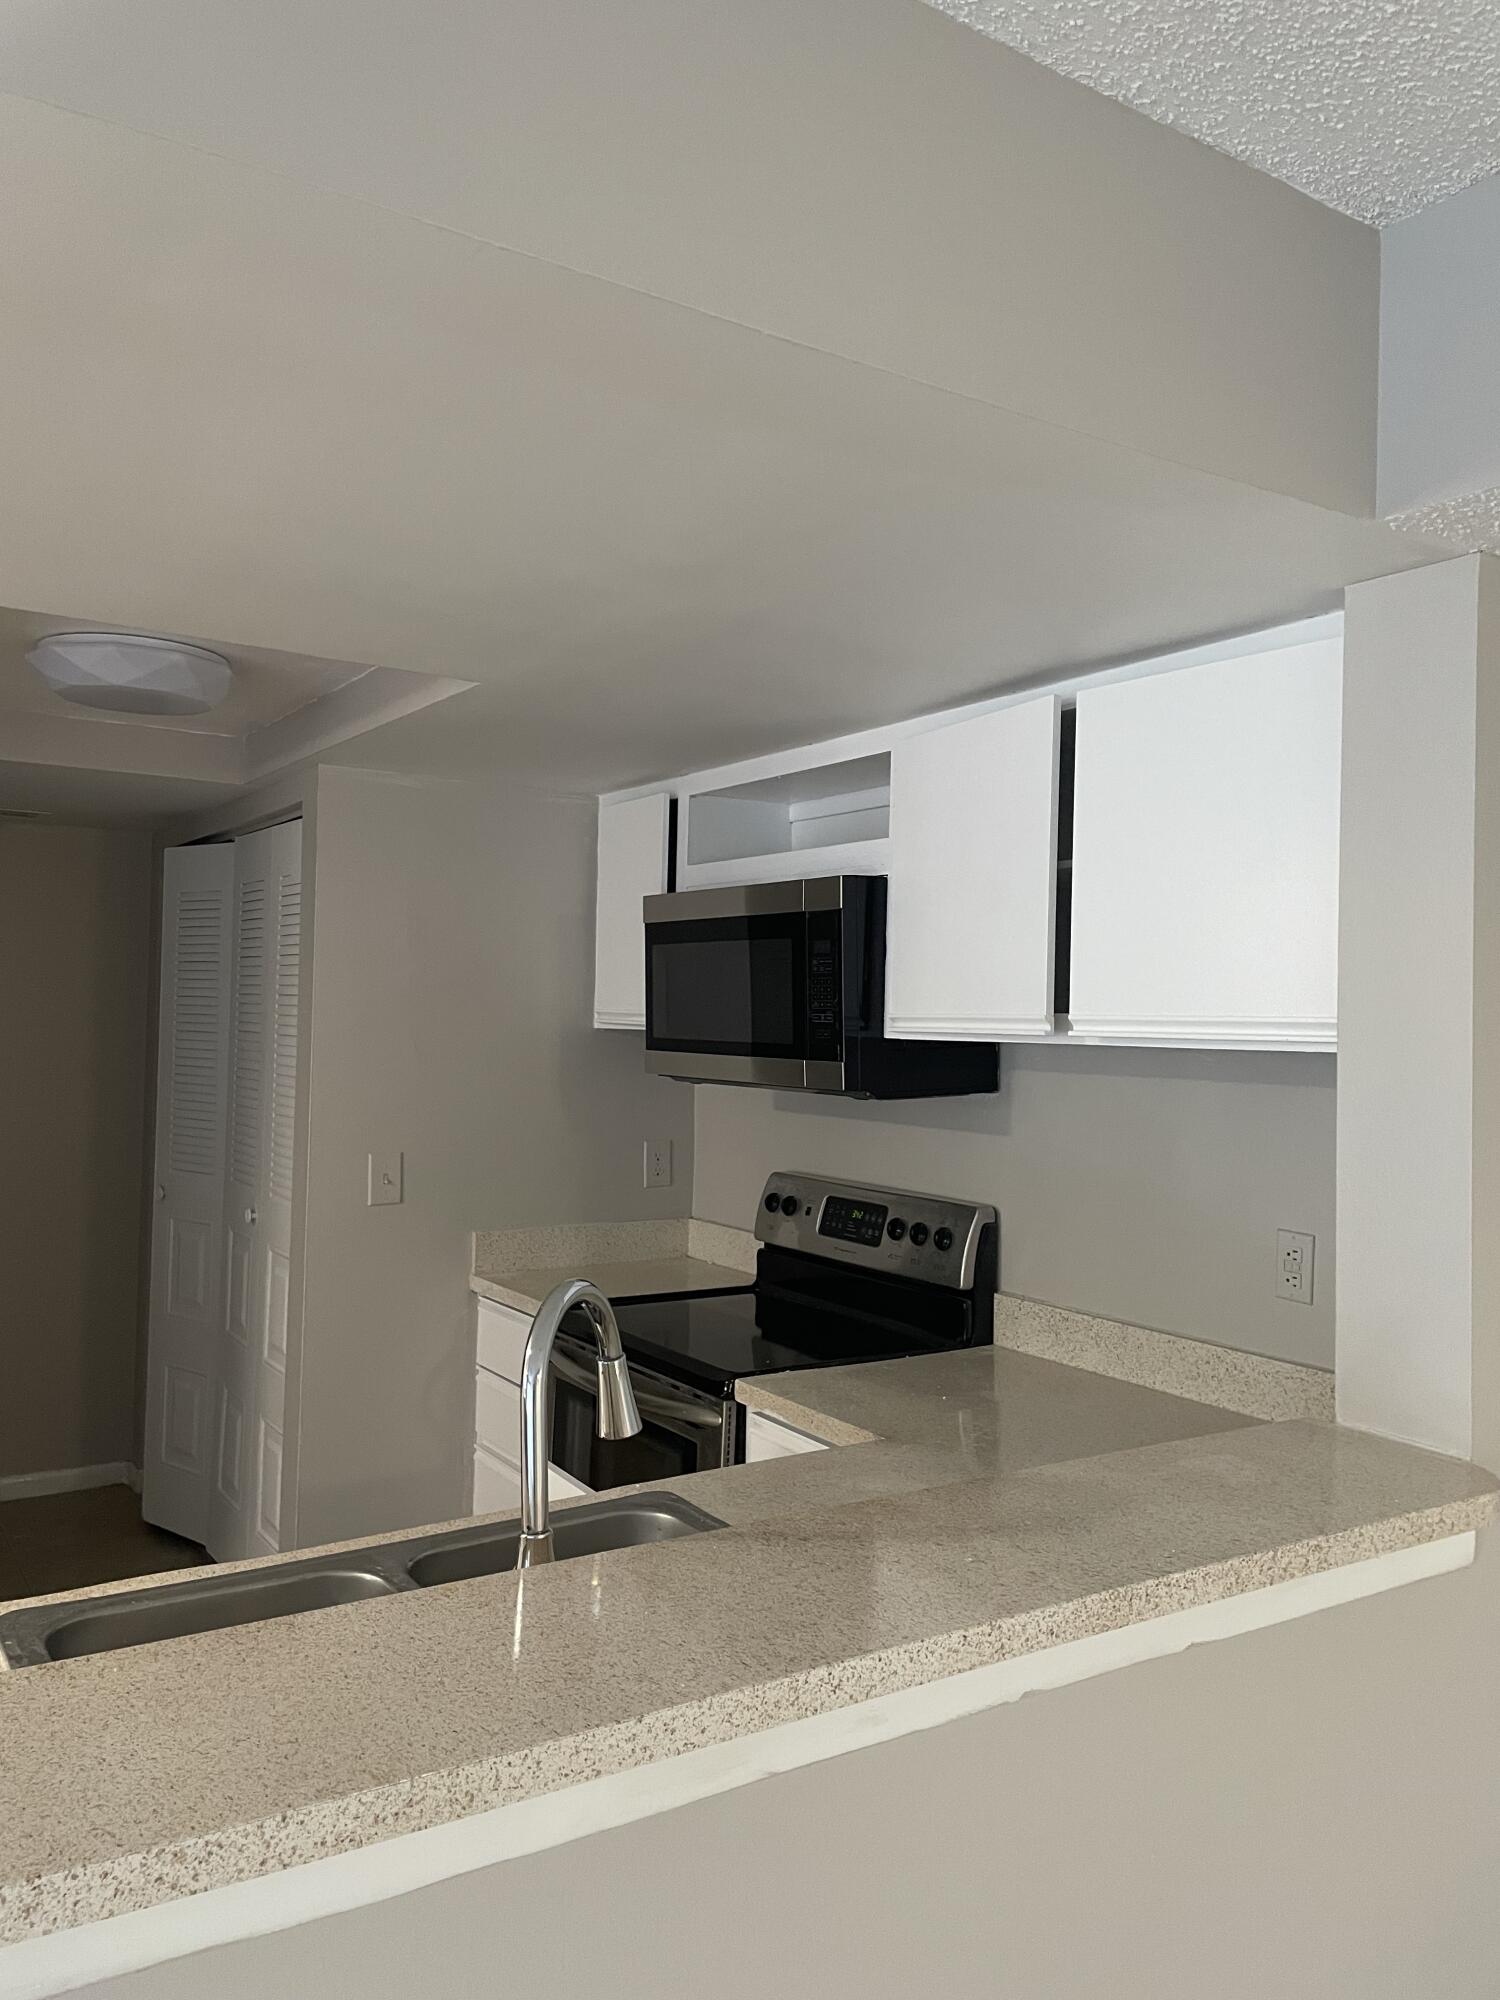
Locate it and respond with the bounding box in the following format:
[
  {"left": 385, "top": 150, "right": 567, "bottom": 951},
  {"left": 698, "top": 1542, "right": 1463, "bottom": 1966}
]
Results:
[{"left": 755, "top": 1173, "right": 996, "bottom": 1294}]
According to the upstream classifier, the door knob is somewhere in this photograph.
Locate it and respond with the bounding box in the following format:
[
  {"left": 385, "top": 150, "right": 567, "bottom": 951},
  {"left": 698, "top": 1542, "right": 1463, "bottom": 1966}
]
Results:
[
  {"left": 245, "top": 1205, "right": 258, "bottom": 1226},
  {"left": 155, "top": 1184, "right": 166, "bottom": 1202}
]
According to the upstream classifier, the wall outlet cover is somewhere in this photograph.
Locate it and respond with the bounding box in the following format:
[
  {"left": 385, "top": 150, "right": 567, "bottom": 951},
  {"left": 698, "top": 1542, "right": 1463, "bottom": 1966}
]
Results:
[
  {"left": 644, "top": 1137, "right": 673, "bottom": 1189},
  {"left": 1276, "top": 1228, "right": 1314, "bottom": 1304},
  {"left": 368, "top": 1150, "right": 404, "bottom": 1207}
]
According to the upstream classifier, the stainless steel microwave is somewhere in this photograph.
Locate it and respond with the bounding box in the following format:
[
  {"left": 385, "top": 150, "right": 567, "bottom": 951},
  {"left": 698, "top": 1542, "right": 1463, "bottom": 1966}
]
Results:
[{"left": 642, "top": 876, "right": 997, "bottom": 1098}]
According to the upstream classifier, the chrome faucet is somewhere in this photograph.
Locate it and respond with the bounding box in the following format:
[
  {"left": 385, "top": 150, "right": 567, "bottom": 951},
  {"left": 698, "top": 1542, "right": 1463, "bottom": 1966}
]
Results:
[{"left": 517, "top": 1279, "right": 641, "bottom": 1568}]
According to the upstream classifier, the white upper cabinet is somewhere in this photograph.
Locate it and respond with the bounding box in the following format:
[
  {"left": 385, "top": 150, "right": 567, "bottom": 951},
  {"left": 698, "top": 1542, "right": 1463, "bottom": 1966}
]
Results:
[
  {"left": 886, "top": 697, "right": 1061, "bottom": 1040},
  {"left": 593, "top": 792, "right": 671, "bottom": 1029},
  {"left": 1068, "top": 636, "right": 1342, "bottom": 1049}
]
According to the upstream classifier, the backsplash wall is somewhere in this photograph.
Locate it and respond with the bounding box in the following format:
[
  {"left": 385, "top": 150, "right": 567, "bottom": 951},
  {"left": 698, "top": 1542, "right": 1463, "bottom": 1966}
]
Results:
[{"left": 692, "top": 1045, "right": 1336, "bottom": 1367}]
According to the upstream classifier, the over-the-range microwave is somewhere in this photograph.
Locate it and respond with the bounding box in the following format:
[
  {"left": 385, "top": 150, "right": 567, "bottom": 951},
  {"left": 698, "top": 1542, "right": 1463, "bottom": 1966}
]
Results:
[{"left": 642, "top": 876, "right": 997, "bottom": 1098}]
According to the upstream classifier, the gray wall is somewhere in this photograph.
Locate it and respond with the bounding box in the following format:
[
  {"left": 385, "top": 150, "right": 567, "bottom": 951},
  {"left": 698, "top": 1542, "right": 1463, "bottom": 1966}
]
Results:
[
  {"left": 79, "top": 1539, "right": 1500, "bottom": 1999},
  {"left": 1379, "top": 173, "right": 1500, "bottom": 513},
  {"left": 292, "top": 768, "right": 694, "bottom": 1545},
  {"left": 0, "top": 822, "right": 152, "bottom": 1477},
  {"left": 694, "top": 1047, "right": 1336, "bottom": 1366}
]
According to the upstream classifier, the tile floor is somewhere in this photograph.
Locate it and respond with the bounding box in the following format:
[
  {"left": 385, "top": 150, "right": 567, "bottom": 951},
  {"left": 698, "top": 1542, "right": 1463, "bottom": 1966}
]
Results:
[{"left": 0, "top": 1485, "right": 205, "bottom": 1605}]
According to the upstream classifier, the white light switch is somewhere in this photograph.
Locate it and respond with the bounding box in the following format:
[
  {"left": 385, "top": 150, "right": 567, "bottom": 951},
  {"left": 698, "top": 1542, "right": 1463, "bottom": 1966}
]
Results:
[{"left": 368, "top": 1150, "right": 404, "bottom": 1206}]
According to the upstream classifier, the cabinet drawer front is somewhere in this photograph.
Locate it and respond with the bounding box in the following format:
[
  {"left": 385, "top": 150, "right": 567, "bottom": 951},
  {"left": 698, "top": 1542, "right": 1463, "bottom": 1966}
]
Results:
[
  {"left": 472, "top": 1443, "right": 524, "bottom": 1516},
  {"left": 744, "top": 1410, "right": 830, "bottom": 1460},
  {"left": 475, "top": 1365, "right": 523, "bottom": 1459},
  {"left": 476, "top": 1297, "right": 533, "bottom": 1384},
  {"left": 474, "top": 1368, "right": 595, "bottom": 1499}
]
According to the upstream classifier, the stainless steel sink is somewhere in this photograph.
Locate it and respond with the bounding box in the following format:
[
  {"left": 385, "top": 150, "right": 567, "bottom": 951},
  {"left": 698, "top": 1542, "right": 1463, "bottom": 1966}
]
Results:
[
  {"left": 0, "top": 1493, "right": 724, "bottom": 1666},
  {"left": 38, "top": 1567, "right": 399, "bottom": 1661},
  {"left": 405, "top": 1495, "right": 724, "bottom": 1588}
]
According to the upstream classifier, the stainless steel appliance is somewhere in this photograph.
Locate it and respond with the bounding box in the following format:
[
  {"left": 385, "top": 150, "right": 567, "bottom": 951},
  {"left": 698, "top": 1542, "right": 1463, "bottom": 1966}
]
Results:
[
  {"left": 545, "top": 1172, "right": 998, "bottom": 1485},
  {"left": 642, "top": 876, "right": 998, "bottom": 1097}
]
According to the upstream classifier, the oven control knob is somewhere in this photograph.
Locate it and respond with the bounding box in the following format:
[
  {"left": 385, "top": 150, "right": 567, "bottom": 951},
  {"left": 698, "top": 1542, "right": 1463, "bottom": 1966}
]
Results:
[
  {"left": 908, "top": 1222, "right": 930, "bottom": 1247},
  {"left": 764, "top": 1191, "right": 782, "bottom": 1213},
  {"left": 779, "top": 1192, "right": 800, "bottom": 1214},
  {"left": 933, "top": 1226, "right": 955, "bottom": 1253},
  {"left": 886, "top": 1217, "right": 906, "bottom": 1241}
]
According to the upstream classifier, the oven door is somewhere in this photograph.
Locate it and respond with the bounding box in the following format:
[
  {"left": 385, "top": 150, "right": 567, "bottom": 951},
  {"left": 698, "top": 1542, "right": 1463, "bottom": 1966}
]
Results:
[
  {"left": 548, "top": 1339, "right": 733, "bottom": 1489},
  {"left": 642, "top": 880, "right": 846, "bottom": 1089}
]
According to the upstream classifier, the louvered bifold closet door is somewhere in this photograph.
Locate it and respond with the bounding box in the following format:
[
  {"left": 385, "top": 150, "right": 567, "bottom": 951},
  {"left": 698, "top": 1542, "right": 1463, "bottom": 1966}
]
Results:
[
  {"left": 208, "top": 818, "right": 303, "bottom": 1561},
  {"left": 142, "top": 844, "right": 235, "bottom": 1542}
]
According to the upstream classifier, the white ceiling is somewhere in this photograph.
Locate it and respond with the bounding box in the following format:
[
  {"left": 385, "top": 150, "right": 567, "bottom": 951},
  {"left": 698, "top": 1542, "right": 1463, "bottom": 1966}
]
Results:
[
  {"left": 923, "top": 0, "right": 1500, "bottom": 225},
  {"left": 0, "top": 2, "right": 1462, "bottom": 819},
  {"left": 0, "top": 88, "right": 1436, "bottom": 800},
  {"left": 0, "top": 761, "right": 240, "bottom": 827}
]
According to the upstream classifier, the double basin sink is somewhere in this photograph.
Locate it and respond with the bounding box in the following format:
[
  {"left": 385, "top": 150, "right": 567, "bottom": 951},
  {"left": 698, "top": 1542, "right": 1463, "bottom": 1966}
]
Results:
[{"left": 0, "top": 1494, "right": 724, "bottom": 1669}]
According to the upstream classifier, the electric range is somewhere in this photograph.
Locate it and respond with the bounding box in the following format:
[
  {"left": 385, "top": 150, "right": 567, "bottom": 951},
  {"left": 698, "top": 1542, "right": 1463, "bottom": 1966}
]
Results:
[{"left": 547, "top": 1173, "right": 998, "bottom": 1486}]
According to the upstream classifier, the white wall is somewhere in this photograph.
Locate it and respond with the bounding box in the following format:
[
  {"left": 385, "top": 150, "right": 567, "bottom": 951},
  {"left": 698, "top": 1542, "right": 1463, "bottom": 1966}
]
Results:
[
  {"left": 0, "top": 0, "right": 1378, "bottom": 512},
  {"left": 1337, "top": 555, "right": 1500, "bottom": 1466},
  {"left": 693, "top": 1045, "right": 1336, "bottom": 1367},
  {"left": 1379, "top": 175, "right": 1500, "bottom": 514},
  {"left": 73, "top": 1538, "right": 1500, "bottom": 2000},
  {"left": 290, "top": 768, "right": 694, "bottom": 1545}
]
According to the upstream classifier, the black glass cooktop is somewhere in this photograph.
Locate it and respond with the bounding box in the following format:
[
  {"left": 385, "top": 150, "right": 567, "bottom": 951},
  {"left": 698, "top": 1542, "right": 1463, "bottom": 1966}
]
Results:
[{"left": 575, "top": 1281, "right": 970, "bottom": 1398}]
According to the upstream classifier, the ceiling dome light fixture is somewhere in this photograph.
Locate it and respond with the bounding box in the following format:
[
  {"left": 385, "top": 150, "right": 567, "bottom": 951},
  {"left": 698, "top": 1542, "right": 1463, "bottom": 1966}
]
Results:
[{"left": 26, "top": 632, "right": 233, "bottom": 717}]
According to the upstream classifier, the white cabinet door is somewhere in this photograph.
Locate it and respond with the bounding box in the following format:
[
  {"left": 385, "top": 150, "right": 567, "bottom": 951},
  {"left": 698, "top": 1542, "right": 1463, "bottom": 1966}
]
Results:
[
  {"left": 475, "top": 1364, "right": 594, "bottom": 1500},
  {"left": 476, "top": 1297, "right": 532, "bottom": 1382},
  {"left": 1069, "top": 637, "right": 1341, "bottom": 1049},
  {"left": 141, "top": 843, "right": 235, "bottom": 1544},
  {"left": 472, "top": 1443, "right": 524, "bottom": 1516},
  {"left": 594, "top": 793, "right": 671, "bottom": 1028},
  {"left": 744, "top": 1410, "right": 831, "bottom": 1461},
  {"left": 887, "top": 697, "right": 1060, "bottom": 1039}
]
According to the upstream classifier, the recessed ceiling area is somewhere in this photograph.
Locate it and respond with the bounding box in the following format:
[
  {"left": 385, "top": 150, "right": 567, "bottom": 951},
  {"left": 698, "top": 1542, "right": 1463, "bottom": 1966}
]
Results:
[
  {"left": 0, "top": 607, "right": 366, "bottom": 733},
  {"left": 0, "top": 602, "right": 473, "bottom": 827},
  {"left": 922, "top": 0, "right": 1500, "bottom": 225}
]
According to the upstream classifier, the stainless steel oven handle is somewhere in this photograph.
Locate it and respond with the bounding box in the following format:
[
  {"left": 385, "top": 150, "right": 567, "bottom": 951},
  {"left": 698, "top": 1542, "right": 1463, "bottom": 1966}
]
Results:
[{"left": 551, "top": 1341, "right": 727, "bottom": 1433}]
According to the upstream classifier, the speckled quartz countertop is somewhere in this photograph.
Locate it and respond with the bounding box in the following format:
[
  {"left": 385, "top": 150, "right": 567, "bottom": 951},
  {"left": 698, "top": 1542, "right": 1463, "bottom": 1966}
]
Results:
[
  {"left": 468, "top": 1218, "right": 756, "bottom": 1314},
  {"left": 471, "top": 1256, "right": 751, "bottom": 1314},
  {"left": 1, "top": 1346, "right": 1495, "bottom": 1946}
]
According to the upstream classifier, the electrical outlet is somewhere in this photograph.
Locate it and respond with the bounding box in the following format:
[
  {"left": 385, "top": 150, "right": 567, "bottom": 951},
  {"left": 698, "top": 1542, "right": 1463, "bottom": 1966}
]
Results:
[
  {"left": 367, "top": 1150, "right": 404, "bottom": 1207},
  {"left": 1276, "top": 1229, "right": 1314, "bottom": 1304},
  {"left": 644, "top": 1138, "right": 673, "bottom": 1189}
]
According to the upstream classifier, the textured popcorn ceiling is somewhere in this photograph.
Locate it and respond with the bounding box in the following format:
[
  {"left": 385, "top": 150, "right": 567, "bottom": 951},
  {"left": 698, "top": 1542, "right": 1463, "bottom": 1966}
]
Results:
[
  {"left": 923, "top": 0, "right": 1500, "bottom": 225},
  {"left": 1387, "top": 487, "right": 1500, "bottom": 553}
]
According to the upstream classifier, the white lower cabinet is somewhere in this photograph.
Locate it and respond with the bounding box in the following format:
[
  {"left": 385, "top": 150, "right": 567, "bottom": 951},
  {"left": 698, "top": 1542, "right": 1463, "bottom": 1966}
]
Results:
[
  {"left": 473, "top": 1299, "right": 592, "bottom": 1512},
  {"left": 744, "top": 1409, "right": 831, "bottom": 1462},
  {"left": 472, "top": 1442, "right": 525, "bottom": 1516}
]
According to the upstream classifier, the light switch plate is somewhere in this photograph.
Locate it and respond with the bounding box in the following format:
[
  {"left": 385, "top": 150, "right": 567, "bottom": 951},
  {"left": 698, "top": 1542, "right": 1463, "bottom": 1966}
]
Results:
[
  {"left": 644, "top": 1138, "right": 673, "bottom": 1189},
  {"left": 368, "top": 1150, "right": 404, "bottom": 1207}
]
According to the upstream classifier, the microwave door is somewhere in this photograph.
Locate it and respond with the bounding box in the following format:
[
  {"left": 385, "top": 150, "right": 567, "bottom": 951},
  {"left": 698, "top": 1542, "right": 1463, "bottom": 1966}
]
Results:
[{"left": 644, "top": 907, "right": 823, "bottom": 1087}]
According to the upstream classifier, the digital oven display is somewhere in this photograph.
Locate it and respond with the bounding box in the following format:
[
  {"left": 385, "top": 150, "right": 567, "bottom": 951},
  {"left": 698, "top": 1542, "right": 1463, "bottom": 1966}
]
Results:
[{"left": 818, "top": 1196, "right": 889, "bottom": 1247}]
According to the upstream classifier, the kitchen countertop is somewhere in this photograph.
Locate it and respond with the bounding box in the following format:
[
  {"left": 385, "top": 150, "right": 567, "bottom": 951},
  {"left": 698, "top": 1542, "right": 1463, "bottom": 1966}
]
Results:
[
  {"left": 471, "top": 1255, "right": 751, "bottom": 1315},
  {"left": 2, "top": 1346, "right": 1495, "bottom": 1946}
]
